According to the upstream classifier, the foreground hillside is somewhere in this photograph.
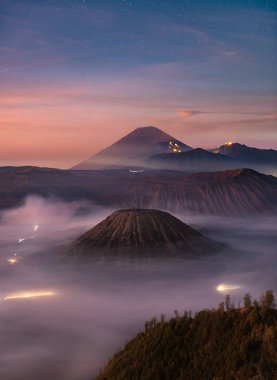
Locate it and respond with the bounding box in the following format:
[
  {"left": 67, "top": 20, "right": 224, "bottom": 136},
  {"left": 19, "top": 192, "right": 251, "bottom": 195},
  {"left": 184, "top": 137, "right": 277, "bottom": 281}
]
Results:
[{"left": 95, "top": 292, "right": 277, "bottom": 380}]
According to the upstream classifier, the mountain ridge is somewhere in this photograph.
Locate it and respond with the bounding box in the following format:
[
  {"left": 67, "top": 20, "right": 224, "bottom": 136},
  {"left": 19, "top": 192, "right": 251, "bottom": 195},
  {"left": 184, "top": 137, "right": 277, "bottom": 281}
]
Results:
[
  {"left": 71, "top": 126, "right": 277, "bottom": 171},
  {"left": 211, "top": 142, "right": 277, "bottom": 163},
  {"left": 148, "top": 147, "right": 234, "bottom": 171},
  {"left": 0, "top": 167, "right": 276, "bottom": 216}
]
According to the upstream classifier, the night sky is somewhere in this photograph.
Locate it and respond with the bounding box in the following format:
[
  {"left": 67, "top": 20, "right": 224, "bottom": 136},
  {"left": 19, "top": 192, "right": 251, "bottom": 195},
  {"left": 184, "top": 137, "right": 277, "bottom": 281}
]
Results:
[{"left": 1, "top": 0, "right": 276, "bottom": 168}]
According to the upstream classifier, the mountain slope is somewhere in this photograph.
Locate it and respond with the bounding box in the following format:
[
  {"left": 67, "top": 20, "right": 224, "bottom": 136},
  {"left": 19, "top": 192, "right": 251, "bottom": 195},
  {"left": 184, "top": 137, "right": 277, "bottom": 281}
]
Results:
[
  {"left": 72, "top": 209, "right": 222, "bottom": 257},
  {"left": 0, "top": 167, "right": 276, "bottom": 216},
  {"left": 149, "top": 148, "right": 234, "bottom": 171},
  {"left": 131, "top": 168, "right": 277, "bottom": 216},
  {"left": 95, "top": 302, "right": 277, "bottom": 380},
  {"left": 72, "top": 126, "right": 192, "bottom": 169},
  {"left": 211, "top": 142, "right": 277, "bottom": 164}
]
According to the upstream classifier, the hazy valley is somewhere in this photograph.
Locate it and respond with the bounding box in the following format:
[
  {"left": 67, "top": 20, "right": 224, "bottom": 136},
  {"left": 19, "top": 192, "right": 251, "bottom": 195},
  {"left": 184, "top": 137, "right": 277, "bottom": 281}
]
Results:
[{"left": 0, "top": 128, "right": 276, "bottom": 380}]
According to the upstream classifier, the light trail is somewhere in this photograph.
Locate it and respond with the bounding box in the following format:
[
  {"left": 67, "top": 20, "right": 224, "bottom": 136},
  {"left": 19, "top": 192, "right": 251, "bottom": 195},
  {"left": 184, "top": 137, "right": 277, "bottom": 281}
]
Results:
[
  {"left": 4, "top": 290, "right": 56, "bottom": 301},
  {"left": 216, "top": 284, "right": 241, "bottom": 292},
  {"left": 7, "top": 258, "right": 17, "bottom": 265}
]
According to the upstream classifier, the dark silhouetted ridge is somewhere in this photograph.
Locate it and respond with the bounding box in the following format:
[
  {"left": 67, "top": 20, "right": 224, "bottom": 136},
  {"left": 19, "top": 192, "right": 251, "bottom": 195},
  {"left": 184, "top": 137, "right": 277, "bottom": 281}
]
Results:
[
  {"left": 149, "top": 147, "right": 233, "bottom": 170},
  {"left": 211, "top": 142, "right": 277, "bottom": 164}
]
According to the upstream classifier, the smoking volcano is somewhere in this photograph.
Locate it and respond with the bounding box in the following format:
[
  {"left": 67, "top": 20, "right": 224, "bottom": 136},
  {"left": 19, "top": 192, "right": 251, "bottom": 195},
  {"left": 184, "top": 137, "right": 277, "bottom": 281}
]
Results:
[{"left": 71, "top": 209, "right": 222, "bottom": 257}]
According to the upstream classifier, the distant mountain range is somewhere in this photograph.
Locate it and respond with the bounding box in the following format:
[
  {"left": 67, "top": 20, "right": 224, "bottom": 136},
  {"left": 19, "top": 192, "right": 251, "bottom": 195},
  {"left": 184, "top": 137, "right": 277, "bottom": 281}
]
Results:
[
  {"left": 0, "top": 166, "right": 276, "bottom": 216},
  {"left": 211, "top": 142, "right": 277, "bottom": 163},
  {"left": 71, "top": 209, "right": 222, "bottom": 257},
  {"left": 1, "top": 126, "right": 276, "bottom": 216},
  {"left": 148, "top": 148, "right": 235, "bottom": 171},
  {"left": 72, "top": 126, "right": 277, "bottom": 172}
]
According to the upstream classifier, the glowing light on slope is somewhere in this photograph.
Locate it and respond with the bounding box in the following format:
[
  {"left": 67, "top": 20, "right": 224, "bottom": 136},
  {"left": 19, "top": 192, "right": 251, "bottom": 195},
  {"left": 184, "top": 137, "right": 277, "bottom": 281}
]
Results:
[
  {"left": 4, "top": 290, "right": 56, "bottom": 301},
  {"left": 18, "top": 238, "right": 25, "bottom": 243},
  {"left": 216, "top": 284, "right": 241, "bottom": 292},
  {"left": 224, "top": 142, "right": 233, "bottom": 146},
  {"left": 169, "top": 141, "right": 182, "bottom": 153}
]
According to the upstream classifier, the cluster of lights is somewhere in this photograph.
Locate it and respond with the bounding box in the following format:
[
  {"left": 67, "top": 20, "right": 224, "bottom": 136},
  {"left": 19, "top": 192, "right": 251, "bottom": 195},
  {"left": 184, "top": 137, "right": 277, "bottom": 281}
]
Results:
[
  {"left": 224, "top": 141, "right": 233, "bottom": 146},
  {"left": 5, "top": 225, "right": 40, "bottom": 266},
  {"left": 169, "top": 141, "right": 182, "bottom": 153},
  {"left": 17, "top": 225, "right": 39, "bottom": 244}
]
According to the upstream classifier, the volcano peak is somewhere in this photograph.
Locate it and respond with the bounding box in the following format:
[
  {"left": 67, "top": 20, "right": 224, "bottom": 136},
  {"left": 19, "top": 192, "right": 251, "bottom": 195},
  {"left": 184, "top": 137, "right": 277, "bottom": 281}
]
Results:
[
  {"left": 72, "top": 126, "right": 192, "bottom": 169},
  {"left": 71, "top": 209, "right": 222, "bottom": 257}
]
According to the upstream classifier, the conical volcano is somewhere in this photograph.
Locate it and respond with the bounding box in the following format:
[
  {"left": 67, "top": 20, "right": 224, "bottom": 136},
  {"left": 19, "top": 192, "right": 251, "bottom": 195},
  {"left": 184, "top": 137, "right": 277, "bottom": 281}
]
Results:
[
  {"left": 72, "top": 126, "right": 192, "bottom": 169},
  {"left": 72, "top": 209, "right": 222, "bottom": 257}
]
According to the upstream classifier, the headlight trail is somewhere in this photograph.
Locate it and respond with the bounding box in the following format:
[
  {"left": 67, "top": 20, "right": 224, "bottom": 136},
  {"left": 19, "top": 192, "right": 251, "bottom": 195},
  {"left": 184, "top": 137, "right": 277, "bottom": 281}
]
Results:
[
  {"left": 7, "top": 258, "right": 17, "bottom": 265},
  {"left": 216, "top": 284, "right": 241, "bottom": 292},
  {"left": 4, "top": 290, "right": 56, "bottom": 301}
]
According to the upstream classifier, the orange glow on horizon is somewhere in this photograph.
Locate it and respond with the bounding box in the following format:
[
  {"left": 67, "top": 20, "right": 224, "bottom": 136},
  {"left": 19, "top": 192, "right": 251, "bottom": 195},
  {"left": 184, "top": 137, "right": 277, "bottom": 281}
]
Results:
[{"left": 1, "top": 80, "right": 276, "bottom": 168}]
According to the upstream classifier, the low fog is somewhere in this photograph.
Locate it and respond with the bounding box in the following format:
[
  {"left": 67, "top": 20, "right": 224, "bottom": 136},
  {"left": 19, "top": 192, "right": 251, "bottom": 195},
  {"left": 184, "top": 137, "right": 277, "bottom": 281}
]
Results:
[{"left": 0, "top": 196, "right": 276, "bottom": 380}]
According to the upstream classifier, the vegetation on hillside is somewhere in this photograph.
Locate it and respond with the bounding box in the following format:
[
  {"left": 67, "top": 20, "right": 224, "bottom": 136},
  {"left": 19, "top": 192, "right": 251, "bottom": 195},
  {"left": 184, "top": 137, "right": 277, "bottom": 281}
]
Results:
[{"left": 94, "top": 291, "right": 277, "bottom": 380}]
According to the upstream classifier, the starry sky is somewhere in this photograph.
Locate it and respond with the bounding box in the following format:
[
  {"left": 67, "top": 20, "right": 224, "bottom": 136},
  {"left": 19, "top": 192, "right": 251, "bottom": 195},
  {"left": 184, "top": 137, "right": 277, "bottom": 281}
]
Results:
[{"left": 1, "top": 0, "right": 276, "bottom": 168}]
